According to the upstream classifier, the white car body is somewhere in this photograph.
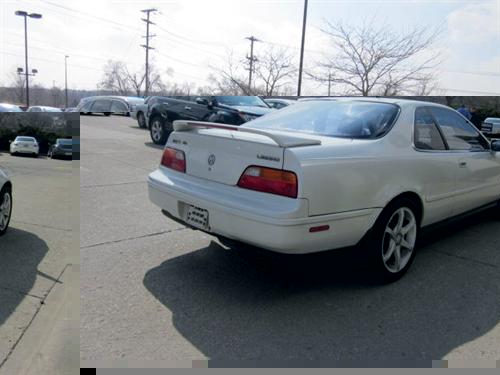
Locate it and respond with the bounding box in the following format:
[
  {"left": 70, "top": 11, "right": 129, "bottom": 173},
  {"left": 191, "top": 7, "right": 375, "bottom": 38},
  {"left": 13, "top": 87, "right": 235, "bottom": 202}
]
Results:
[
  {"left": 0, "top": 166, "right": 12, "bottom": 235},
  {"left": 10, "top": 136, "right": 40, "bottom": 156},
  {"left": 148, "top": 98, "right": 500, "bottom": 278},
  {"left": 481, "top": 117, "right": 500, "bottom": 136}
]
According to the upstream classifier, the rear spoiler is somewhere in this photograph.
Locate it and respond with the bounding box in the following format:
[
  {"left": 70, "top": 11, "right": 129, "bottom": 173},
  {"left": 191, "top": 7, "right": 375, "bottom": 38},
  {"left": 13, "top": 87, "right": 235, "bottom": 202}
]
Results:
[{"left": 172, "top": 120, "right": 321, "bottom": 148}]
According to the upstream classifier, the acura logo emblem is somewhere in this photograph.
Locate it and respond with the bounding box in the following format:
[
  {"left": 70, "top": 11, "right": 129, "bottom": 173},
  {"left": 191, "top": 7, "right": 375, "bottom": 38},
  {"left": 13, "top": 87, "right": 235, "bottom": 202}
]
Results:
[{"left": 208, "top": 154, "right": 216, "bottom": 166}]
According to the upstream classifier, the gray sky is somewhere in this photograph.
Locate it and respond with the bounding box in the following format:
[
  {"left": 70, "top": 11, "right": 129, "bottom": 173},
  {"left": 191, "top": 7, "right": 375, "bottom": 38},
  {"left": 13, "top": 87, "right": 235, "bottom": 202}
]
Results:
[{"left": 1, "top": 0, "right": 499, "bottom": 95}]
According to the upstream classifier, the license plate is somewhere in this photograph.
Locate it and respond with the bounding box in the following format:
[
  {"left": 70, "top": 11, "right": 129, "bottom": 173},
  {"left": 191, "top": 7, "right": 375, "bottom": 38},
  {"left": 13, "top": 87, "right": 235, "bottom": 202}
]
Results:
[
  {"left": 65, "top": 152, "right": 72, "bottom": 155},
  {"left": 185, "top": 205, "right": 209, "bottom": 230}
]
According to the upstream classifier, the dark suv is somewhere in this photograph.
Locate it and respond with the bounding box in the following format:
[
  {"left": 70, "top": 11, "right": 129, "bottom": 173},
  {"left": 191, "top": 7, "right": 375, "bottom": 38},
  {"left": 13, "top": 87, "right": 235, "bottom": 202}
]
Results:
[{"left": 148, "top": 96, "right": 273, "bottom": 144}]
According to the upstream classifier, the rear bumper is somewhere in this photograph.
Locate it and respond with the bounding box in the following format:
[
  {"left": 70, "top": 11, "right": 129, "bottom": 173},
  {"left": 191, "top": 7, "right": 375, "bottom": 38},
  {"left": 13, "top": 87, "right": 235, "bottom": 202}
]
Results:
[
  {"left": 10, "top": 146, "right": 39, "bottom": 154},
  {"left": 147, "top": 168, "right": 381, "bottom": 254},
  {"left": 52, "top": 149, "right": 73, "bottom": 156}
]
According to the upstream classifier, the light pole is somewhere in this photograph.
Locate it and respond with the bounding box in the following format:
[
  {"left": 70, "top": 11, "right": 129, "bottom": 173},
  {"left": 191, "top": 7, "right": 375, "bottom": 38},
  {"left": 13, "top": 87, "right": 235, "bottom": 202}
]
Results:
[
  {"left": 15, "top": 10, "right": 42, "bottom": 108},
  {"left": 297, "top": 0, "right": 308, "bottom": 97},
  {"left": 65, "top": 55, "right": 69, "bottom": 108}
]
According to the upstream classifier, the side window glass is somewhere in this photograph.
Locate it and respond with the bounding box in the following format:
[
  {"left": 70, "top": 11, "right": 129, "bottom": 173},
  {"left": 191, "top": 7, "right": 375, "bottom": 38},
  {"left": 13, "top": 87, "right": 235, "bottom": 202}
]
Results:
[
  {"left": 111, "top": 101, "right": 127, "bottom": 112},
  {"left": 414, "top": 107, "right": 446, "bottom": 150},
  {"left": 91, "top": 100, "right": 111, "bottom": 112},
  {"left": 430, "top": 108, "right": 488, "bottom": 151}
]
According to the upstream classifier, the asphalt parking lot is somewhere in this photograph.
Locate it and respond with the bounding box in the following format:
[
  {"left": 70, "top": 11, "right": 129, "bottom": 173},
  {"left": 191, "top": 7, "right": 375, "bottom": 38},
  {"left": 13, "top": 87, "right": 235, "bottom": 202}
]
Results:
[
  {"left": 0, "top": 152, "right": 78, "bottom": 374},
  {"left": 80, "top": 115, "right": 500, "bottom": 364}
]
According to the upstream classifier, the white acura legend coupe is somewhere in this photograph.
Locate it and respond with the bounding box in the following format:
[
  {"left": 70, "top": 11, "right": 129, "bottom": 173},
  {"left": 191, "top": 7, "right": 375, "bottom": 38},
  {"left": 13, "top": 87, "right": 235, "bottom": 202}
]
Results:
[
  {"left": 0, "top": 166, "right": 12, "bottom": 235},
  {"left": 148, "top": 98, "right": 500, "bottom": 282}
]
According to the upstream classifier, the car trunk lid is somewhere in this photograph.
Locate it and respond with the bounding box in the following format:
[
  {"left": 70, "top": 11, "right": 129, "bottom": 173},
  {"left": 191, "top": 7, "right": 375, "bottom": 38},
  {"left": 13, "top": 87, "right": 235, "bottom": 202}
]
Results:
[{"left": 167, "top": 121, "right": 321, "bottom": 186}]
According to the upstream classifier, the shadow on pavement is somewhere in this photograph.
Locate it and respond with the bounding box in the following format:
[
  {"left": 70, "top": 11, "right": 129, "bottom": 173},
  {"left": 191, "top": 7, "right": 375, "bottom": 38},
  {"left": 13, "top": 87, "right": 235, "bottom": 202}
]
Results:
[
  {"left": 144, "top": 142, "right": 165, "bottom": 151},
  {"left": 144, "top": 210, "right": 500, "bottom": 360},
  {"left": 0, "top": 228, "right": 49, "bottom": 328}
]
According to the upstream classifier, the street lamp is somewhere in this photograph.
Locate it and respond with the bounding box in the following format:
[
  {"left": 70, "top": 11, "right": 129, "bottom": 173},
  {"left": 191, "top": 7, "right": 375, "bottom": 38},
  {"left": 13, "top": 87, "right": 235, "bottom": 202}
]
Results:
[
  {"left": 65, "top": 55, "right": 69, "bottom": 109},
  {"left": 15, "top": 10, "right": 42, "bottom": 107}
]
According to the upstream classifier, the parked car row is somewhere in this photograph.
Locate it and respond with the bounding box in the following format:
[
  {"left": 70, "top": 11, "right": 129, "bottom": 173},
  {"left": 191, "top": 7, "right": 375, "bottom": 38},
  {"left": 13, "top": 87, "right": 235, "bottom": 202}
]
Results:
[
  {"left": 129, "top": 95, "right": 274, "bottom": 144},
  {"left": 8, "top": 136, "right": 75, "bottom": 159},
  {"left": 0, "top": 103, "right": 72, "bottom": 112}
]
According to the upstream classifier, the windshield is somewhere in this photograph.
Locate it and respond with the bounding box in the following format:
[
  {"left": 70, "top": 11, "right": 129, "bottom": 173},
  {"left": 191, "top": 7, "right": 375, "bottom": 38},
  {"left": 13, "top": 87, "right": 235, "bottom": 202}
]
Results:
[
  {"left": 244, "top": 100, "right": 400, "bottom": 139},
  {"left": 126, "top": 97, "right": 144, "bottom": 105},
  {"left": 215, "top": 96, "right": 269, "bottom": 108}
]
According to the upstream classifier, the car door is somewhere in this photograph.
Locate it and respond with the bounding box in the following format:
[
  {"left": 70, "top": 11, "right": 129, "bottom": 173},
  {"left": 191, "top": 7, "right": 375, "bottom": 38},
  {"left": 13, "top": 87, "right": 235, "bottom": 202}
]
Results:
[
  {"left": 91, "top": 99, "right": 112, "bottom": 114},
  {"left": 110, "top": 100, "right": 128, "bottom": 115},
  {"left": 177, "top": 97, "right": 209, "bottom": 121},
  {"left": 429, "top": 107, "right": 500, "bottom": 214},
  {"left": 413, "top": 107, "right": 457, "bottom": 224}
]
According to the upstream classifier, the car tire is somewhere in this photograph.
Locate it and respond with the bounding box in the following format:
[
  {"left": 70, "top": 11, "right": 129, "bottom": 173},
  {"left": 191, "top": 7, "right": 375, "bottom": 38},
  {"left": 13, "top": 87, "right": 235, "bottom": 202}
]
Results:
[
  {"left": 137, "top": 112, "right": 146, "bottom": 129},
  {"left": 359, "top": 198, "right": 420, "bottom": 283},
  {"left": 149, "top": 115, "right": 172, "bottom": 145},
  {"left": 0, "top": 185, "right": 12, "bottom": 236}
]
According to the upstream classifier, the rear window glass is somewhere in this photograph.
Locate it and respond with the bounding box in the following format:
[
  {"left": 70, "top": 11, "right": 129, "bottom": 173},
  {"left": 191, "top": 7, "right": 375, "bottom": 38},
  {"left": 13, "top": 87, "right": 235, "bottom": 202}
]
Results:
[
  {"left": 245, "top": 100, "right": 399, "bottom": 139},
  {"left": 17, "top": 137, "right": 36, "bottom": 142}
]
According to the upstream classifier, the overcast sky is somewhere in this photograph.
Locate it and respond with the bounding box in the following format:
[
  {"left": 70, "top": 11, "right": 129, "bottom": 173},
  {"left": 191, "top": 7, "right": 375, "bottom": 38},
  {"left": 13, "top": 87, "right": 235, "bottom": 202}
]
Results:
[{"left": 1, "top": 0, "right": 499, "bottom": 95}]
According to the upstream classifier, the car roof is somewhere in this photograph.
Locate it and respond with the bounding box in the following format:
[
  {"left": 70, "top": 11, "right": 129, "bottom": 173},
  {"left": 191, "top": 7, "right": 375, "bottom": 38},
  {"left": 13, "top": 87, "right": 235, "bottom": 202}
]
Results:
[
  {"left": 265, "top": 98, "right": 296, "bottom": 103},
  {"left": 30, "top": 105, "right": 61, "bottom": 110},
  {"left": 297, "top": 96, "right": 453, "bottom": 109}
]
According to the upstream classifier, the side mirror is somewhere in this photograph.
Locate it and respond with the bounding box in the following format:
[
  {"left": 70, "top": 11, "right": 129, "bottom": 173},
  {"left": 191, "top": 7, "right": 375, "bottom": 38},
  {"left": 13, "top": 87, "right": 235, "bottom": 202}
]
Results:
[
  {"left": 491, "top": 140, "right": 500, "bottom": 152},
  {"left": 195, "top": 98, "right": 208, "bottom": 105},
  {"left": 207, "top": 100, "right": 215, "bottom": 109}
]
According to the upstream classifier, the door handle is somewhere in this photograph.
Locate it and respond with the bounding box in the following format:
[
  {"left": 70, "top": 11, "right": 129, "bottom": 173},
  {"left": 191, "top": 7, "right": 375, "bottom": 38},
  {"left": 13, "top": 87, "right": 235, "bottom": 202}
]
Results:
[
  {"left": 459, "top": 161, "right": 467, "bottom": 168},
  {"left": 184, "top": 106, "right": 192, "bottom": 110}
]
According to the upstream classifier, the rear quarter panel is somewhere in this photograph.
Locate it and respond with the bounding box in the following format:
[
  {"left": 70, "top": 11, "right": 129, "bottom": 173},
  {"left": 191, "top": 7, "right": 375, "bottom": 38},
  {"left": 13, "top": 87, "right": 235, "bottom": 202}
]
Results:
[{"left": 283, "top": 106, "right": 457, "bottom": 226}]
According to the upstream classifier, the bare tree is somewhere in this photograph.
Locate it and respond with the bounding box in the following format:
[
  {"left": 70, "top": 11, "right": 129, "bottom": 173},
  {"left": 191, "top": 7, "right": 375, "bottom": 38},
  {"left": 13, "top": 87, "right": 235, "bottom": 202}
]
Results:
[
  {"left": 309, "top": 19, "right": 442, "bottom": 96},
  {"left": 99, "top": 60, "right": 169, "bottom": 96},
  {"left": 209, "top": 51, "right": 255, "bottom": 95},
  {"left": 99, "top": 60, "right": 131, "bottom": 95},
  {"left": 255, "top": 47, "right": 296, "bottom": 96},
  {"left": 9, "top": 70, "right": 28, "bottom": 104},
  {"left": 125, "top": 67, "right": 145, "bottom": 97},
  {"left": 209, "top": 48, "right": 296, "bottom": 96}
]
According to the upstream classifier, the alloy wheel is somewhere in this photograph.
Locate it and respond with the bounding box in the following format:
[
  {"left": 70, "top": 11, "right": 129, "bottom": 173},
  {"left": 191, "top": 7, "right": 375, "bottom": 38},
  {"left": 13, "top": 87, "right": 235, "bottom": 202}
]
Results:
[
  {"left": 151, "top": 121, "right": 163, "bottom": 142},
  {"left": 381, "top": 207, "right": 417, "bottom": 273}
]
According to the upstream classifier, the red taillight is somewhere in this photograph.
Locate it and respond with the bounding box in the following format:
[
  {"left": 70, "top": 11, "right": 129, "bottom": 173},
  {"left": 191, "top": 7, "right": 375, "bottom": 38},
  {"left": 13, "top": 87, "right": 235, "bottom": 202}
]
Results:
[
  {"left": 161, "top": 147, "right": 186, "bottom": 173},
  {"left": 237, "top": 166, "right": 298, "bottom": 198}
]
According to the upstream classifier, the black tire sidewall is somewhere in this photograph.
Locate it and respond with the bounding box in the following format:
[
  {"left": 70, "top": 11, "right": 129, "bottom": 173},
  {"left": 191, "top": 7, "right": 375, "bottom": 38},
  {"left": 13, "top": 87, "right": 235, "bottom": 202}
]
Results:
[
  {"left": 0, "top": 186, "right": 12, "bottom": 235},
  {"left": 138, "top": 113, "right": 146, "bottom": 128},
  {"left": 150, "top": 116, "right": 172, "bottom": 145}
]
